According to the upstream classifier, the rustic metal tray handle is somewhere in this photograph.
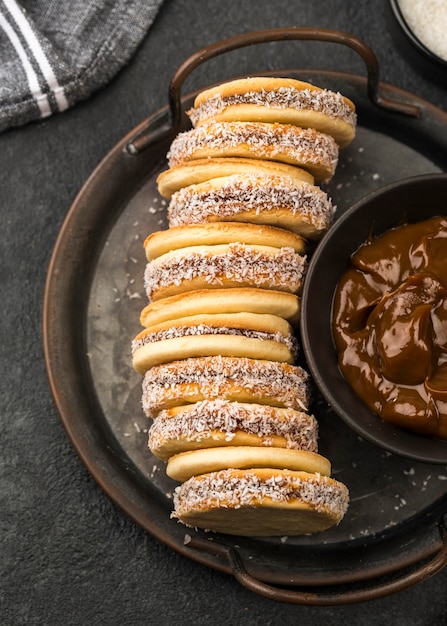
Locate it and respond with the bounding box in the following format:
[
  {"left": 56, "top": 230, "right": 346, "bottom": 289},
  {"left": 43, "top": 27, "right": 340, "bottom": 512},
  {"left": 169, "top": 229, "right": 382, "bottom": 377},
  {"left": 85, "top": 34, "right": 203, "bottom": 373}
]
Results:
[
  {"left": 184, "top": 513, "right": 447, "bottom": 605},
  {"left": 127, "top": 26, "right": 421, "bottom": 154}
]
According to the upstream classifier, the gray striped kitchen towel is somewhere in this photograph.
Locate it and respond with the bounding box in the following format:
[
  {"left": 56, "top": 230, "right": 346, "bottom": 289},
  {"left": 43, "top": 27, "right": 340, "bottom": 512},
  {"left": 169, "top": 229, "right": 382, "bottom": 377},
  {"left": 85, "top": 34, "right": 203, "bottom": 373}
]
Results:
[{"left": 0, "top": 0, "right": 165, "bottom": 132}]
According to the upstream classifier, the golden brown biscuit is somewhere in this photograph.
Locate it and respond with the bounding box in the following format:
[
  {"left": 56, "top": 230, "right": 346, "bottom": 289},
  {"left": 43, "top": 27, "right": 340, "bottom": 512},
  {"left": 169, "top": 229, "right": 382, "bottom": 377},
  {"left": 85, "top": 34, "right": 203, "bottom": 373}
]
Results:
[
  {"left": 166, "top": 121, "right": 339, "bottom": 183},
  {"left": 188, "top": 76, "right": 356, "bottom": 147},
  {"left": 139, "top": 288, "right": 300, "bottom": 328},
  {"left": 148, "top": 400, "right": 318, "bottom": 460},
  {"left": 141, "top": 356, "right": 310, "bottom": 418},
  {"left": 144, "top": 222, "right": 306, "bottom": 261},
  {"left": 172, "top": 468, "right": 350, "bottom": 536},
  {"left": 166, "top": 446, "right": 331, "bottom": 481},
  {"left": 156, "top": 157, "right": 314, "bottom": 199}
]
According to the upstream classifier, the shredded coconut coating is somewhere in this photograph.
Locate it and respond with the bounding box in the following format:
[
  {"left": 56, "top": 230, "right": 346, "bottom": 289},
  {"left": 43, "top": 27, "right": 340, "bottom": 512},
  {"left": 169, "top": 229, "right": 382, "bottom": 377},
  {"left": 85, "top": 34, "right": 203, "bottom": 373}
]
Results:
[
  {"left": 167, "top": 122, "right": 339, "bottom": 174},
  {"left": 173, "top": 469, "right": 349, "bottom": 519},
  {"left": 144, "top": 243, "right": 306, "bottom": 300},
  {"left": 187, "top": 87, "right": 357, "bottom": 128},
  {"left": 142, "top": 356, "right": 310, "bottom": 417},
  {"left": 149, "top": 399, "right": 318, "bottom": 451},
  {"left": 131, "top": 324, "right": 299, "bottom": 359},
  {"left": 167, "top": 174, "right": 334, "bottom": 230}
]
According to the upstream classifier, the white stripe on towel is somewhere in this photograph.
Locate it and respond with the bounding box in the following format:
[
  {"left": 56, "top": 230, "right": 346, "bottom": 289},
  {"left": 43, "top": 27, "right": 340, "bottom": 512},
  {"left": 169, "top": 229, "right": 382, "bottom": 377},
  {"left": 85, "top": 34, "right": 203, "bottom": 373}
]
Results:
[
  {"left": 2, "top": 0, "right": 69, "bottom": 112},
  {"left": 0, "top": 9, "right": 52, "bottom": 117}
]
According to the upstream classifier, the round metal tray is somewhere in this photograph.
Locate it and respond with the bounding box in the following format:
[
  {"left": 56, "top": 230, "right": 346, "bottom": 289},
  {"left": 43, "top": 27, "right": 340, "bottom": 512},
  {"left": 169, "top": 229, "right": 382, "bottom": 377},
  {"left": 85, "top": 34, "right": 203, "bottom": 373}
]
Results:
[{"left": 43, "top": 29, "right": 447, "bottom": 605}]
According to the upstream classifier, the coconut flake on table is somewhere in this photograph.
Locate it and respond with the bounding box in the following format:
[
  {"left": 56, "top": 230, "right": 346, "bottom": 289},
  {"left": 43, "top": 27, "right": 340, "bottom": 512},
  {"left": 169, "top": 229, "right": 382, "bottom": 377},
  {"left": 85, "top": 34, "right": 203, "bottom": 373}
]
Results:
[{"left": 398, "top": 0, "right": 447, "bottom": 62}]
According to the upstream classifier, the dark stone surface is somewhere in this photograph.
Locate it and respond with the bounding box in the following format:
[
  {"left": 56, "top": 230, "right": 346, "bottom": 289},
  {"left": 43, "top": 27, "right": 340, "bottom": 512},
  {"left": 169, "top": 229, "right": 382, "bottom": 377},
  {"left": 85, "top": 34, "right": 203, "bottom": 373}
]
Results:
[{"left": 1, "top": 1, "right": 447, "bottom": 624}]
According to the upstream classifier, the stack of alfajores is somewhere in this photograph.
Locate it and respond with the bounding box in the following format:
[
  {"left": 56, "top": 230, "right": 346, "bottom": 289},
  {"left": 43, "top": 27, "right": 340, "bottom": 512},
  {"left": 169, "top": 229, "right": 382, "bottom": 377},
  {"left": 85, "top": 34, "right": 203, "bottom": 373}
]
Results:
[{"left": 131, "top": 77, "right": 356, "bottom": 536}]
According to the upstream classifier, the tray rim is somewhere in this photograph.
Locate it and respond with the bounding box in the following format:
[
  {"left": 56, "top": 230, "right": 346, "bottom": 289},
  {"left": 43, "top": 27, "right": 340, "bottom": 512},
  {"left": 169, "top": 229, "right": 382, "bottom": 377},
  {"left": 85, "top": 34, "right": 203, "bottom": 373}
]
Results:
[{"left": 42, "top": 68, "right": 447, "bottom": 601}]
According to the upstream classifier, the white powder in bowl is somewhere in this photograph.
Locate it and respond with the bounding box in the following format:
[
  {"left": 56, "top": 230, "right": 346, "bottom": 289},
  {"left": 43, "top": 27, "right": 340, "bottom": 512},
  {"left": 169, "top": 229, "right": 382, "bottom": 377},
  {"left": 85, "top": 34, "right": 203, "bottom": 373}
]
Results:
[{"left": 398, "top": 0, "right": 447, "bottom": 62}]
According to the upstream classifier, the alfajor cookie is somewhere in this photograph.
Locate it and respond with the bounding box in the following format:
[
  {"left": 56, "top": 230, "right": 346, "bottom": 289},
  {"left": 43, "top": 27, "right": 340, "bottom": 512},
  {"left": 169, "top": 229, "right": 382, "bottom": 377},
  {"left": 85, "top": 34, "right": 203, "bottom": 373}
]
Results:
[
  {"left": 166, "top": 174, "right": 334, "bottom": 239},
  {"left": 131, "top": 311, "right": 299, "bottom": 375},
  {"left": 144, "top": 242, "right": 306, "bottom": 301},
  {"left": 166, "top": 446, "right": 331, "bottom": 482},
  {"left": 166, "top": 121, "right": 339, "bottom": 183},
  {"left": 139, "top": 288, "right": 300, "bottom": 328},
  {"left": 156, "top": 157, "right": 314, "bottom": 199},
  {"left": 141, "top": 356, "right": 310, "bottom": 418},
  {"left": 172, "top": 468, "right": 349, "bottom": 536},
  {"left": 187, "top": 76, "right": 356, "bottom": 147},
  {"left": 148, "top": 400, "right": 319, "bottom": 460}
]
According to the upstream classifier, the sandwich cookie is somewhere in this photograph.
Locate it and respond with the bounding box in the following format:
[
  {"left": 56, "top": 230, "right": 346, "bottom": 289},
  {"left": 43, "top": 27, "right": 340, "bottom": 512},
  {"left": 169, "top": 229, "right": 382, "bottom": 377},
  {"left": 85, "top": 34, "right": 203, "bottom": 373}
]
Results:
[
  {"left": 172, "top": 468, "right": 350, "bottom": 536},
  {"left": 143, "top": 223, "right": 306, "bottom": 302},
  {"left": 166, "top": 121, "right": 339, "bottom": 183},
  {"left": 188, "top": 76, "right": 357, "bottom": 147},
  {"left": 141, "top": 355, "right": 310, "bottom": 418},
  {"left": 148, "top": 400, "right": 319, "bottom": 460},
  {"left": 166, "top": 446, "right": 331, "bottom": 482},
  {"left": 156, "top": 157, "right": 315, "bottom": 199},
  {"left": 132, "top": 311, "right": 299, "bottom": 375},
  {"left": 167, "top": 174, "right": 334, "bottom": 239},
  {"left": 139, "top": 288, "right": 300, "bottom": 329}
]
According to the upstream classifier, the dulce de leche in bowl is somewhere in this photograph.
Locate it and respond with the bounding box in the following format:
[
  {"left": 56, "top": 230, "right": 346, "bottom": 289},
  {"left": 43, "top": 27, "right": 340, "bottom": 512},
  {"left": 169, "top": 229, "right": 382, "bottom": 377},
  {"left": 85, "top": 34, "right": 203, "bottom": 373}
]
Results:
[
  {"left": 332, "top": 216, "right": 447, "bottom": 440},
  {"left": 301, "top": 173, "right": 447, "bottom": 463}
]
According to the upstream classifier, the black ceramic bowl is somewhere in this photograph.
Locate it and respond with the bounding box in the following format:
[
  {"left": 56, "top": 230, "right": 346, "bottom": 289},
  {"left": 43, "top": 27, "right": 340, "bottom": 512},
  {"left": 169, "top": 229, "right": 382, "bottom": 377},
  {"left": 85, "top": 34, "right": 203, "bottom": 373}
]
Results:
[
  {"left": 389, "top": 0, "right": 447, "bottom": 76},
  {"left": 301, "top": 173, "right": 447, "bottom": 464}
]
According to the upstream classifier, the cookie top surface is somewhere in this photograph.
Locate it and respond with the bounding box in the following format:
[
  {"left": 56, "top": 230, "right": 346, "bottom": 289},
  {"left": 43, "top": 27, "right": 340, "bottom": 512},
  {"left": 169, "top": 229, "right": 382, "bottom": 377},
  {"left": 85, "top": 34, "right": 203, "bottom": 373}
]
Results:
[
  {"left": 144, "top": 221, "right": 306, "bottom": 260},
  {"left": 166, "top": 445, "right": 331, "bottom": 481},
  {"left": 139, "top": 288, "right": 300, "bottom": 328}
]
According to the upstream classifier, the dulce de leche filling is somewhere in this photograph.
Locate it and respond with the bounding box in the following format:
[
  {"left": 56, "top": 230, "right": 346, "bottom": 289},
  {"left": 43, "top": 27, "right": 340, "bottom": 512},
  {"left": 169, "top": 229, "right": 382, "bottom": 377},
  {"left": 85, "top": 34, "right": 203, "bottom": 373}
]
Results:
[{"left": 332, "top": 216, "right": 447, "bottom": 439}]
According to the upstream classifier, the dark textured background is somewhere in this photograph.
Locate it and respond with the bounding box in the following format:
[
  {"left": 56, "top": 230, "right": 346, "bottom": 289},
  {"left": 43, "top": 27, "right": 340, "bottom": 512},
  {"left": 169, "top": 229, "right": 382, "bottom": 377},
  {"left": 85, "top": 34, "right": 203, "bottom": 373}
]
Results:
[{"left": 2, "top": 1, "right": 447, "bottom": 624}]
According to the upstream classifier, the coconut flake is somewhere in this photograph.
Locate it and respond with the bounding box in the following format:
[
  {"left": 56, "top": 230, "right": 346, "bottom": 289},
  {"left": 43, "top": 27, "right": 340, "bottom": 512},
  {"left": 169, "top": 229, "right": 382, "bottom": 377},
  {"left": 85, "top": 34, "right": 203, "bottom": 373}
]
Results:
[
  {"left": 187, "top": 88, "right": 356, "bottom": 128},
  {"left": 144, "top": 243, "right": 306, "bottom": 301},
  {"left": 142, "top": 355, "right": 310, "bottom": 417},
  {"left": 173, "top": 469, "right": 349, "bottom": 519},
  {"left": 167, "top": 174, "right": 334, "bottom": 232},
  {"left": 167, "top": 122, "right": 339, "bottom": 178},
  {"left": 149, "top": 399, "right": 318, "bottom": 452}
]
